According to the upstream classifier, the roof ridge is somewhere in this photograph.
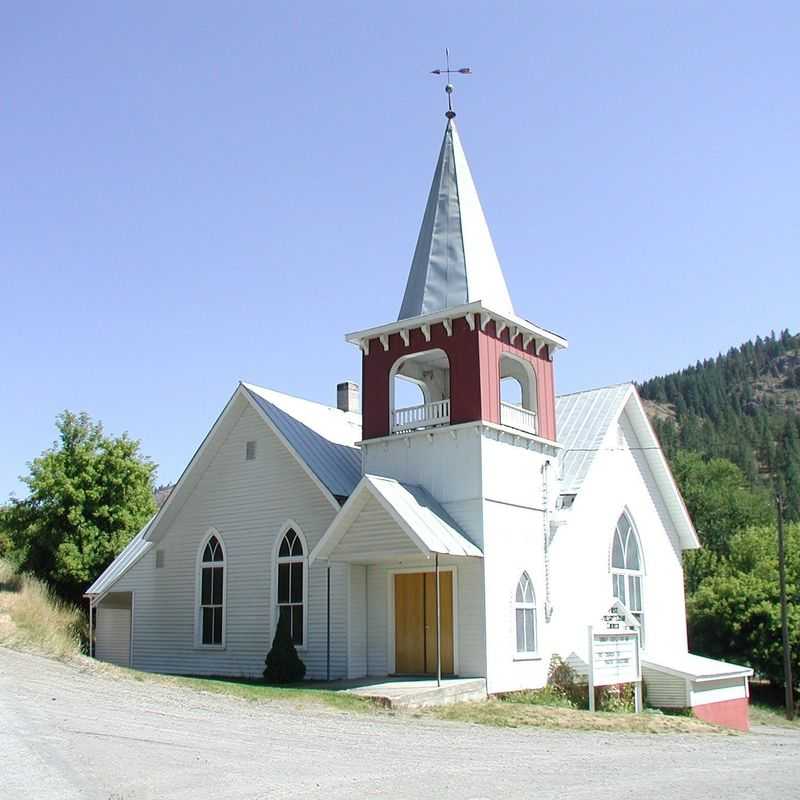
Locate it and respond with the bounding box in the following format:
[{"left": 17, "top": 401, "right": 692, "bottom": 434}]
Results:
[
  {"left": 243, "top": 381, "right": 360, "bottom": 418},
  {"left": 556, "top": 382, "right": 633, "bottom": 399}
]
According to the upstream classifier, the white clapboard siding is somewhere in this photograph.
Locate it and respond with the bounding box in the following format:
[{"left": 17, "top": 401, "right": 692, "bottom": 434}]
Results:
[
  {"left": 348, "top": 565, "right": 367, "bottom": 678},
  {"left": 95, "top": 606, "right": 131, "bottom": 667},
  {"left": 689, "top": 678, "right": 747, "bottom": 707},
  {"left": 642, "top": 664, "right": 688, "bottom": 708},
  {"left": 332, "top": 497, "right": 421, "bottom": 562},
  {"left": 109, "top": 403, "right": 347, "bottom": 680}
]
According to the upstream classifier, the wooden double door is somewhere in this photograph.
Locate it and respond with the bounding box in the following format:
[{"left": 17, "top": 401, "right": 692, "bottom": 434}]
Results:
[{"left": 394, "top": 571, "right": 454, "bottom": 675}]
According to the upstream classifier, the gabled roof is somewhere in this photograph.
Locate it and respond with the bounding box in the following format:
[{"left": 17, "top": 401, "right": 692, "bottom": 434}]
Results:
[
  {"left": 311, "top": 474, "right": 483, "bottom": 563},
  {"left": 85, "top": 514, "right": 156, "bottom": 598},
  {"left": 398, "top": 119, "right": 514, "bottom": 320},
  {"left": 243, "top": 383, "right": 361, "bottom": 499},
  {"left": 85, "top": 383, "right": 362, "bottom": 597},
  {"left": 556, "top": 383, "right": 699, "bottom": 549},
  {"left": 643, "top": 653, "right": 753, "bottom": 681},
  {"left": 557, "top": 383, "right": 633, "bottom": 495}
]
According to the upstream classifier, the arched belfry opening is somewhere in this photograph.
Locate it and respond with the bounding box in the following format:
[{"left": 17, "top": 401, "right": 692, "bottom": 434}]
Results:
[
  {"left": 499, "top": 354, "right": 538, "bottom": 434},
  {"left": 390, "top": 348, "right": 451, "bottom": 433}
]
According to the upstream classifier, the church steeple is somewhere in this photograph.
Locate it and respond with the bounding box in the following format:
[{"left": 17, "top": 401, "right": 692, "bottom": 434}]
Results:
[
  {"left": 348, "top": 98, "right": 566, "bottom": 444},
  {"left": 398, "top": 119, "right": 514, "bottom": 321}
]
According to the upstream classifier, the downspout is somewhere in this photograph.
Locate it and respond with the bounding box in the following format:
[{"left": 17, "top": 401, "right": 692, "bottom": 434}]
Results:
[
  {"left": 326, "top": 565, "right": 331, "bottom": 681},
  {"left": 88, "top": 598, "right": 94, "bottom": 658},
  {"left": 542, "top": 459, "right": 553, "bottom": 622}
]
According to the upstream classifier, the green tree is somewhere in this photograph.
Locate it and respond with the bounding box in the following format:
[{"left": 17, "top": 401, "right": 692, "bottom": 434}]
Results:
[
  {"left": 671, "top": 452, "right": 772, "bottom": 591},
  {"left": 687, "top": 523, "right": 800, "bottom": 686},
  {"left": 1, "top": 411, "right": 156, "bottom": 601}
]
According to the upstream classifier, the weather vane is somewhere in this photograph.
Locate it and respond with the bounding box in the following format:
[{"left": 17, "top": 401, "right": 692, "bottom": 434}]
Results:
[{"left": 431, "top": 48, "right": 471, "bottom": 119}]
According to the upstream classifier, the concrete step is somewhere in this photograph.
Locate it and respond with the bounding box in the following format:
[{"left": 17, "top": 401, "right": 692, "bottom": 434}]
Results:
[{"left": 346, "top": 678, "right": 487, "bottom": 709}]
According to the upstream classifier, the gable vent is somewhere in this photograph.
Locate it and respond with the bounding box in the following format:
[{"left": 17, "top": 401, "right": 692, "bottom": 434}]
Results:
[
  {"left": 155, "top": 549, "right": 165, "bottom": 568},
  {"left": 246, "top": 440, "right": 257, "bottom": 460}
]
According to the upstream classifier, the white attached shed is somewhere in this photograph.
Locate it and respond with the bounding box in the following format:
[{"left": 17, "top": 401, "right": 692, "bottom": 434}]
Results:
[
  {"left": 643, "top": 653, "right": 753, "bottom": 730},
  {"left": 94, "top": 592, "right": 133, "bottom": 667}
]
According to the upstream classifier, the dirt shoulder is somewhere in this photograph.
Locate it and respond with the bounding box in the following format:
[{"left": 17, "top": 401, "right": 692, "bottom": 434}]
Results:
[{"left": 2, "top": 646, "right": 799, "bottom": 800}]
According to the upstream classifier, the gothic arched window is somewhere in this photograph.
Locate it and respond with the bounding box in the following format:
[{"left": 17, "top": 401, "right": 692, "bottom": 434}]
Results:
[
  {"left": 276, "top": 528, "right": 306, "bottom": 647},
  {"left": 198, "top": 533, "right": 225, "bottom": 646},
  {"left": 514, "top": 572, "right": 538, "bottom": 655},
  {"left": 611, "top": 513, "right": 644, "bottom": 643}
]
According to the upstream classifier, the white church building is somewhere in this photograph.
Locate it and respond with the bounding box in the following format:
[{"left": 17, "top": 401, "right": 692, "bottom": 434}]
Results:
[{"left": 87, "top": 109, "right": 752, "bottom": 729}]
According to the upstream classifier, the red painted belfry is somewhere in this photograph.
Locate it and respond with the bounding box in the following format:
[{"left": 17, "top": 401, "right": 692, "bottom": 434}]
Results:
[{"left": 349, "top": 116, "right": 567, "bottom": 442}]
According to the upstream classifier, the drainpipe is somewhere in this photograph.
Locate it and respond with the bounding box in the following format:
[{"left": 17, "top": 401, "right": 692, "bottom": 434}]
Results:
[
  {"left": 326, "top": 565, "right": 331, "bottom": 681},
  {"left": 435, "top": 553, "right": 442, "bottom": 688},
  {"left": 542, "top": 459, "right": 553, "bottom": 622}
]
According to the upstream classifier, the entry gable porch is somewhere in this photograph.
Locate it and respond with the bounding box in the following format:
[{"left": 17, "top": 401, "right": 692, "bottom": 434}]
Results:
[{"left": 310, "top": 475, "right": 483, "bottom": 565}]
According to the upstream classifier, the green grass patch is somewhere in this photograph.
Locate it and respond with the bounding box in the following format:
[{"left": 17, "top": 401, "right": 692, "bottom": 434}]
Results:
[
  {"left": 136, "top": 672, "right": 377, "bottom": 714},
  {"left": 497, "top": 686, "right": 577, "bottom": 708}
]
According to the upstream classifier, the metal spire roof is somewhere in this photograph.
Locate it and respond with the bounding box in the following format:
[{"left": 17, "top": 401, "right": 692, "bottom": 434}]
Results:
[{"left": 398, "top": 119, "right": 514, "bottom": 320}]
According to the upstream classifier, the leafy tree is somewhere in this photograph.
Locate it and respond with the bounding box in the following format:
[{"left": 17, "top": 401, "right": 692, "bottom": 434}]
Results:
[
  {"left": 671, "top": 452, "right": 772, "bottom": 591},
  {"left": 687, "top": 523, "right": 799, "bottom": 686},
  {"left": 1, "top": 411, "right": 156, "bottom": 602},
  {"left": 263, "top": 613, "right": 306, "bottom": 683}
]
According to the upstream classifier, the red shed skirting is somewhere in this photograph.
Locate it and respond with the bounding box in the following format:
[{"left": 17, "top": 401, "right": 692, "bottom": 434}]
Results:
[{"left": 692, "top": 698, "right": 750, "bottom": 731}]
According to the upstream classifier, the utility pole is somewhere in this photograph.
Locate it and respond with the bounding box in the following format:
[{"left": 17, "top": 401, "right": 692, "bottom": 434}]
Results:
[{"left": 776, "top": 493, "right": 795, "bottom": 720}]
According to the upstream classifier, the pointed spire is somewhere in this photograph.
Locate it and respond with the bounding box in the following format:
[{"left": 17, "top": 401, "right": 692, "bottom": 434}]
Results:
[{"left": 398, "top": 119, "right": 514, "bottom": 321}]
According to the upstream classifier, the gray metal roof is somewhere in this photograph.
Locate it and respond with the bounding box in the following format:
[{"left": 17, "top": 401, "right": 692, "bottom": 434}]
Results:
[
  {"left": 556, "top": 383, "right": 633, "bottom": 494},
  {"left": 243, "top": 383, "right": 362, "bottom": 499},
  {"left": 367, "top": 475, "right": 483, "bottom": 557},
  {"left": 85, "top": 514, "right": 156, "bottom": 597},
  {"left": 643, "top": 653, "right": 753, "bottom": 681},
  {"left": 398, "top": 119, "right": 514, "bottom": 320},
  {"left": 311, "top": 474, "right": 483, "bottom": 562}
]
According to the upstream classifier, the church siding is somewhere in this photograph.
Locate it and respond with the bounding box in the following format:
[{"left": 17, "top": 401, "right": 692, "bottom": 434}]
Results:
[
  {"left": 110, "top": 402, "right": 347, "bottom": 680},
  {"left": 550, "top": 406, "right": 689, "bottom": 666}
]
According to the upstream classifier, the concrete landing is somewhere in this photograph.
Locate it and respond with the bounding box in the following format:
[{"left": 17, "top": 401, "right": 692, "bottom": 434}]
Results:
[{"left": 343, "top": 677, "right": 487, "bottom": 709}]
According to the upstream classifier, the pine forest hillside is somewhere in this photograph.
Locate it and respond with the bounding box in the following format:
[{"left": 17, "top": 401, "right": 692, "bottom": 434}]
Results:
[{"left": 638, "top": 329, "right": 800, "bottom": 520}]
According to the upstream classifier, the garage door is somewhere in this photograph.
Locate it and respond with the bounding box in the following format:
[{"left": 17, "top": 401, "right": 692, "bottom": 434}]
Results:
[{"left": 95, "top": 604, "right": 132, "bottom": 667}]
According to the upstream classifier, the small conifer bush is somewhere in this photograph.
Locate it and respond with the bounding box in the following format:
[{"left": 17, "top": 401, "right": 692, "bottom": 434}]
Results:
[{"left": 263, "top": 613, "right": 306, "bottom": 683}]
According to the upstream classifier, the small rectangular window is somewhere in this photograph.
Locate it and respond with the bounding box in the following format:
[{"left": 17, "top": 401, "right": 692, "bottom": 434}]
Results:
[
  {"left": 155, "top": 549, "right": 165, "bottom": 568},
  {"left": 245, "top": 440, "right": 256, "bottom": 460}
]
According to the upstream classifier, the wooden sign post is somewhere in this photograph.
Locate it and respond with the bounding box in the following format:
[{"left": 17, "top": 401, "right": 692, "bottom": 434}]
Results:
[{"left": 587, "top": 601, "right": 642, "bottom": 713}]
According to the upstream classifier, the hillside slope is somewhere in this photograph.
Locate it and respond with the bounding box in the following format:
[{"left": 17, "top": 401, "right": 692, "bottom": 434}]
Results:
[{"left": 638, "top": 329, "right": 800, "bottom": 519}]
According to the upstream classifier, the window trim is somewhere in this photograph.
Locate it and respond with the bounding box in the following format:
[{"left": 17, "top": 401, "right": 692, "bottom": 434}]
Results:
[
  {"left": 610, "top": 510, "right": 645, "bottom": 646},
  {"left": 194, "top": 527, "right": 227, "bottom": 650},
  {"left": 272, "top": 521, "right": 309, "bottom": 651},
  {"left": 513, "top": 571, "right": 539, "bottom": 659}
]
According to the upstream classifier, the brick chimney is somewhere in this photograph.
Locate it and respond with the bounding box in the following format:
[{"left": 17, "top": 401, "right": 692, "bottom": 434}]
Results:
[{"left": 336, "top": 381, "right": 360, "bottom": 413}]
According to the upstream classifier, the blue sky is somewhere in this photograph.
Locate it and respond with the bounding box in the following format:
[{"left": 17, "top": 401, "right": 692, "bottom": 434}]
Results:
[{"left": 1, "top": 2, "right": 798, "bottom": 498}]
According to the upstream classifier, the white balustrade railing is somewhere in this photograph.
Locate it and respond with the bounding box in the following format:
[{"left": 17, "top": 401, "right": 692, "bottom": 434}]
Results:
[
  {"left": 392, "top": 399, "right": 451, "bottom": 433},
  {"left": 500, "top": 402, "right": 538, "bottom": 435}
]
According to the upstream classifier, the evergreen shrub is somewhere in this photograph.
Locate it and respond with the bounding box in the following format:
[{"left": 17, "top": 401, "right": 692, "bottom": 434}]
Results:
[{"left": 263, "top": 614, "right": 306, "bottom": 683}]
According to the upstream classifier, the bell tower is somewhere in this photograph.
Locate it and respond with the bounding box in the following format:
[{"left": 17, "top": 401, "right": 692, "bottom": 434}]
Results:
[
  {"left": 347, "top": 116, "right": 567, "bottom": 444},
  {"left": 348, "top": 95, "right": 569, "bottom": 688}
]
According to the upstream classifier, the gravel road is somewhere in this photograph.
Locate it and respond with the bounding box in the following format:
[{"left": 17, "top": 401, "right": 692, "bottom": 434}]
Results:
[{"left": 1, "top": 647, "right": 797, "bottom": 800}]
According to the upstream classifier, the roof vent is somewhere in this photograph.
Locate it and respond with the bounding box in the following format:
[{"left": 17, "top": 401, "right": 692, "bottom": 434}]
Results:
[{"left": 337, "top": 381, "right": 360, "bottom": 413}]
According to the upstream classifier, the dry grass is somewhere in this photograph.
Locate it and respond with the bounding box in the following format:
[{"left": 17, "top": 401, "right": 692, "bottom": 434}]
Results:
[
  {"left": 422, "top": 698, "right": 729, "bottom": 734},
  {"left": 0, "top": 559, "right": 84, "bottom": 659},
  {"left": 749, "top": 703, "right": 800, "bottom": 729}
]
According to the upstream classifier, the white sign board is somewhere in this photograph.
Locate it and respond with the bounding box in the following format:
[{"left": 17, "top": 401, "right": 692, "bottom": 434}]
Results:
[{"left": 587, "top": 601, "right": 642, "bottom": 712}]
